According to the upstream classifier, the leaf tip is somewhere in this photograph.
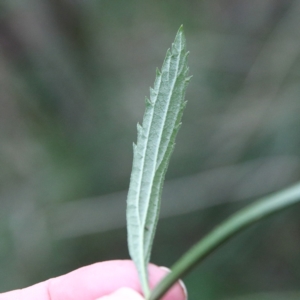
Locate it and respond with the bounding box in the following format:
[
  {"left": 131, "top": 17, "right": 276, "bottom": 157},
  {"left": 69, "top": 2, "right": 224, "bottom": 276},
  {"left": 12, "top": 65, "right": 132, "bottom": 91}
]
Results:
[
  {"left": 137, "top": 122, "right": 143, "bottom": 135},
  {"left": 145, "top": 96, "right": 153, "bottom": 107},
  {"left": 133, "top": 142, "right": 137, "bottom": 151},
  {"left": 186, "top": 75, "right": 193, "bottom": 82},
  {"left": 173, "top": 25, "right": 186, "bottom": 52},
  {"left": 177, "top": 25, "right": 185, "bottom": 39},
  {"left": 175, "top": 122, "right": 182, "bottom": 132}
]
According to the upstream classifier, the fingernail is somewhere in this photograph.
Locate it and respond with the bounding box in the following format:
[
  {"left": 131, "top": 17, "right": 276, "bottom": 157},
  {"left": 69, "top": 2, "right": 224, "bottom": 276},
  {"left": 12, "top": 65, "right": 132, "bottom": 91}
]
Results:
[
  {"left": 178, "top": 279, "right": 188, "bottom": 300},
  {"left": 159, "top": 267, "right": 188, "bottom": 300},
  {"left": 160, "top": 266, "right": 171, "bottom": 273}
]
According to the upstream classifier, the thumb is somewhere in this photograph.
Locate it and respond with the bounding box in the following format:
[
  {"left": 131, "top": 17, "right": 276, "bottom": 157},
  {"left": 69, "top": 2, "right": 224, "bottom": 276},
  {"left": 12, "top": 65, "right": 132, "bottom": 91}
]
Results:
[{"left": 96, "top": 287, "right": 144, "bottom": 300}]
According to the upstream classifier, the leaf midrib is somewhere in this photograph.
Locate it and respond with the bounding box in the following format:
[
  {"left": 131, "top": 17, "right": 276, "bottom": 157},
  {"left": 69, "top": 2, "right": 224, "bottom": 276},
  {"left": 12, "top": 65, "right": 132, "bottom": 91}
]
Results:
[{"left": 141, "top": 41, "right": 183, "bottom": 251}]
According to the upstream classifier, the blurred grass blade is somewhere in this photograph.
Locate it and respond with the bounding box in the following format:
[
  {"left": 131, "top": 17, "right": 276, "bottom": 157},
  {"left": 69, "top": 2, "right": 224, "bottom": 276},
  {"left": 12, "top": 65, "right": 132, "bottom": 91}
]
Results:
[
  {"left": 126, "top": 25, "right": 190, "bottom": 297},
  {"left": 149, "top": 182, "right": 300, "bottom": 300}
]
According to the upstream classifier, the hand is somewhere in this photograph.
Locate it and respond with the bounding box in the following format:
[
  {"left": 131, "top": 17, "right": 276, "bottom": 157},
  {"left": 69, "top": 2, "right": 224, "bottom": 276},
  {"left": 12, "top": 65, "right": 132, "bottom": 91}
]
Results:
[{"left": 0, "top": 260, "right": 187, "bottom": 300}]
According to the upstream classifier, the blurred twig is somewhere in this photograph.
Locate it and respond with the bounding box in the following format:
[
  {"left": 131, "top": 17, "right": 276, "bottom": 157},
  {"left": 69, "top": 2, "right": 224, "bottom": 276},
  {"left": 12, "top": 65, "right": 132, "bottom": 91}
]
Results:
[
  {"left": 49, "top": 155, "right": 300, "bottom": 238},
  {"left": 205, "top": 0, "right": 300, "bottom": 166}
]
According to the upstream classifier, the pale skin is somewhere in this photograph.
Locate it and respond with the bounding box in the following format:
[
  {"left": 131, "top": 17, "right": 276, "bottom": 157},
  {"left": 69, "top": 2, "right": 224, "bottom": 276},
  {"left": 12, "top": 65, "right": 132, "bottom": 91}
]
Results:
[{"left": 0, "top": 260, "right": 187, "bottom": 300}]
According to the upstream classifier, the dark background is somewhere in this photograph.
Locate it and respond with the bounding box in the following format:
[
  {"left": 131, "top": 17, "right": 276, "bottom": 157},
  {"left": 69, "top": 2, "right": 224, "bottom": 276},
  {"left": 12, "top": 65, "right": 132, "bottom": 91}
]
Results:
[{"left": 1, "top": 0, "right": 300, "bottom": 299}]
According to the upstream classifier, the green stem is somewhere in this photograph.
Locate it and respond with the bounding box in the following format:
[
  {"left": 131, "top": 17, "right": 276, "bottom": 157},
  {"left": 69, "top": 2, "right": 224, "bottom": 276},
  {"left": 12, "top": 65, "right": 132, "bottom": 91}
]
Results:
[{"left": 148, "top": 182, "right": 300, "bottom": 300}]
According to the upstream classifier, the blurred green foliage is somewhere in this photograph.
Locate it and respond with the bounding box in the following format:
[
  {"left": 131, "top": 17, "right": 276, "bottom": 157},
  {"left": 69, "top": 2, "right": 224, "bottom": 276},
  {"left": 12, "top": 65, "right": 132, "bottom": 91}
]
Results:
[{"left": 1, "top": 0, "right": 300, "bottom": 299}]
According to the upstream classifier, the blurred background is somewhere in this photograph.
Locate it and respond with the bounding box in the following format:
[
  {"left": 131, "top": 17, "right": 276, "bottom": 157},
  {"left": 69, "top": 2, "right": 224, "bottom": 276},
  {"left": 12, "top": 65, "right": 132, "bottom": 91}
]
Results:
[{"left": 1, "top": 0, "right": 300, "bottom": 299}]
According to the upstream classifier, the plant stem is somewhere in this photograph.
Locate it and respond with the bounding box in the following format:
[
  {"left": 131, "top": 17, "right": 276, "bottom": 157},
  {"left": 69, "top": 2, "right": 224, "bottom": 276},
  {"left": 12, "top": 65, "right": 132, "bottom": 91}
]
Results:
[{"left": 148, "top": 182, "right": 300, "bottom": 300}]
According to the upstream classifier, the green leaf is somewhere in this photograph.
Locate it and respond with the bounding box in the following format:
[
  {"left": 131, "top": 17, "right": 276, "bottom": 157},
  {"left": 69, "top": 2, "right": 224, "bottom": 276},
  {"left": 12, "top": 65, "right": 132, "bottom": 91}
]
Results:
[{"left": 126, "top": 25, "right": 190, "bottom": 297}]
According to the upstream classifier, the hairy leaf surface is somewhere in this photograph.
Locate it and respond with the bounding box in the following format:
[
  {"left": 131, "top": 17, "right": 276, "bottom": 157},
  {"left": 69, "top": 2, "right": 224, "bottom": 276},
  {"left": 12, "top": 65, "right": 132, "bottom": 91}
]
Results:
[{"left": 126, "top": 26, "right": 190, "bottom": 297}]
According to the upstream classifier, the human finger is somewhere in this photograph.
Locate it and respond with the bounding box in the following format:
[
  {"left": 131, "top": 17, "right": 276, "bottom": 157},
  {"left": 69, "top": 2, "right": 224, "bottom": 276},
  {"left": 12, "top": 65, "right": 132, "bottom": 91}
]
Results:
[{"left": 0, "top": 260, "right": 187, "bottom": 300}]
